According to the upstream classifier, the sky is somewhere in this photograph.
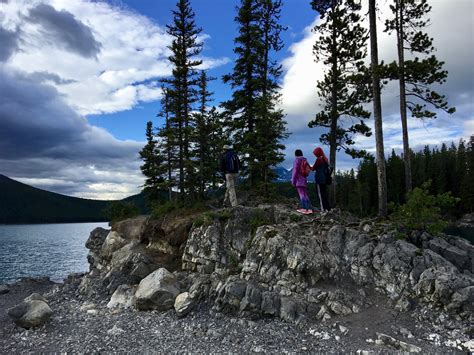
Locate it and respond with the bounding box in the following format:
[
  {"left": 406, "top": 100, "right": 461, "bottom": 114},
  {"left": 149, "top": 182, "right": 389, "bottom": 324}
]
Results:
[{"left": 0, "top": 0, "right": 472, "bottom": 200}]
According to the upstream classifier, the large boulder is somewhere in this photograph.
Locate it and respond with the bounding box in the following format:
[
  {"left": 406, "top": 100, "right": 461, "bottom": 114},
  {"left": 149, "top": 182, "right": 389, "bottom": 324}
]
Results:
[
  {"left": 133, "top": 268, "right": 181, "bottom": 311},
  {"left": 107, "top": 284, "right": 137, "bottom": 309},
  {"left": 7, "top": 293, "right": 52, "bottom": 329}
]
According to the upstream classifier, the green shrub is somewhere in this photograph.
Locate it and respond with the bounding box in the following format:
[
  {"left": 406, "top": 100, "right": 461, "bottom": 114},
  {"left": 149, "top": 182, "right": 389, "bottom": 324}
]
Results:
[
  {"left": 390, "top": 181, "right": 460, "bottom": 234},
  {"left": 193, "top": 209, "right": 233, "bottom": 228},
  {"left": 103, "top": 201, "right": 140, "bottom": 223},
  {"left": 290, "top": 213, "right": 303, "bottom": 223},
  {"left": 249, "top": 210, "right": 271, "bottom": 235},
  {"left": 151, "top": 201, "right": 177, "bottom": 218}
]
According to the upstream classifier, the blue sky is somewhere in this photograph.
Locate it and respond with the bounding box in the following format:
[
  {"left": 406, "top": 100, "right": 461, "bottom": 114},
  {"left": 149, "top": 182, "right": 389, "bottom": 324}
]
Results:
[
  {"left": 88, "top": 0, "right": 316, "bottom": 142},
  {"left": 0, "top": 0, "right": 472, "bottom": 199}
]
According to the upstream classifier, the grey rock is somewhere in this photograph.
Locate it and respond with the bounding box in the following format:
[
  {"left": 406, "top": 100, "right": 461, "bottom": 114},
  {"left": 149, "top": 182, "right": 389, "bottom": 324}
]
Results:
[
  {"left": 107, "top": 284, "right": 137, "bottom": 309},
  {"left": 376, "top": 333, "right": 421, "bottom": 352},
  {"left": 174, "top": 292, "right": 196, "bottom": 317},
  {"left": 0, "top": 285, "right": 9, "bottom": 295},
  {"left": 7, "top": 295, "right": 53, "bottom": 329},
  {"left": 133, "top": 268, "right": 180, "bottom": 311}
]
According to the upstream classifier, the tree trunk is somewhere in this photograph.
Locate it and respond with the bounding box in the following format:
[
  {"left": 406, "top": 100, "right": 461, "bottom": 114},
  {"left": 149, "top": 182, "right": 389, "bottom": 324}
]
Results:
[
  {"left": 165, "top": 94, "right": 173, "bottom": 202},
  {"left": 369, "top": 0, "right": 388, "bottom": 216},
  {"left": 396, "top": 0, "right": 412, "bottom": 193},
  {"left": 329, "top": 0, "right": 338, "bottom": 205}
]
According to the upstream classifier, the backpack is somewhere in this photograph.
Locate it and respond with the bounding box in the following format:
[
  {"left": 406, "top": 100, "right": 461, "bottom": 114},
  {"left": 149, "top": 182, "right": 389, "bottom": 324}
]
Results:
[
  {"left": 325, "top": 163, "right": 334, "bottom": 185},
  {"left": 300, "top": 159, "right": 311, "bottom": 177},
  {"left": 226, "top": 152, "right": 240, "bottom": 173}
]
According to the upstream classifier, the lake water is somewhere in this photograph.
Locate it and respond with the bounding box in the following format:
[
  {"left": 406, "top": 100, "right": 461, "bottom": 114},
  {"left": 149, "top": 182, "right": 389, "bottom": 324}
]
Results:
[{"left": 0, "top": 222, "right": 109, "bottom": 284}]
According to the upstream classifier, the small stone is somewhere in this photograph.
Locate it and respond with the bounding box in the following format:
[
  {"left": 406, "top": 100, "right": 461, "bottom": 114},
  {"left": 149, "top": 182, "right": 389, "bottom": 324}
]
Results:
[
  {"left": 86, "top": 309, "right": 98, "bottom": 315},
  {"left": 339, "top": 325, "right": 349, "bottom": 335},
  {"left": 80, "top": 303, "right": 96, "bottom": 312},
  {"left": 0, "top": 285, "right": 10, "bottom": 295},
  {"left": 107, "top": 325, "right": 125, "bottom": 336}
]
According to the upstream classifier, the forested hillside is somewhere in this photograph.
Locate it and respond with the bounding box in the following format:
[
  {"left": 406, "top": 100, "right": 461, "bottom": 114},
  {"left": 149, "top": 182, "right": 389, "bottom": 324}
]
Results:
[{"left": 0, "top": 175, "right": 149, "bottom": 224}]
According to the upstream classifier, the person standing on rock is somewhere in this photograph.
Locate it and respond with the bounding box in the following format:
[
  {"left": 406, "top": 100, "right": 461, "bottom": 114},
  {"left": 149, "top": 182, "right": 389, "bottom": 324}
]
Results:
[
  {"left": 291, "top": 149, "right": 313, "bottom": 214},
  {"left": 311, "top": 147, "right": 331, "bottom": 212},
  {"left": 220, "top": 145, "right": 240, "bottom": 207}
]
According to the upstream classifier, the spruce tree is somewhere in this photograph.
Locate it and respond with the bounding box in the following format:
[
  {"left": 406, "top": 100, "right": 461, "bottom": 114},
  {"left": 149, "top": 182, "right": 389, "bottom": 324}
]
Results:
[
  {"left": 162, "top": 0, "right": 203, "bottom": 199},
  {"left": 223, "top": 0, "right": 288, "bottom": 190},
  {"left": 139, "top": 121, "right": 165, "bottom": 202},
  {"left": 156, "top": 86, "right": 176, "bottom": 201},
  {"left": 193, "top": 70, "right": 218, "bottom": 198},
  {"left": 385, "top": 0, "right": 455, "bottom": 193},
  {"left": 309, "top": 0, "right": 372, "bottom": 202}
]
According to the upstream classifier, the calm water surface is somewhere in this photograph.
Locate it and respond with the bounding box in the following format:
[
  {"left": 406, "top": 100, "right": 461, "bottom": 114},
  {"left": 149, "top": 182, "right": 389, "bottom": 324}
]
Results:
[{"left": 0, "top": 222, "right": 109, "bottom": 284}]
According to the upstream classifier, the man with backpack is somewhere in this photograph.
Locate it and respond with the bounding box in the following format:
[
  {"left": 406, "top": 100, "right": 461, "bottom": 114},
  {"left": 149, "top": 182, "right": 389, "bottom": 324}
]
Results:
[
  {"left": 219, "top": 145, "right": 240, "bottom": 207},
  {"left": 311, "top": 147, "right": 332, "bottom": 212}
]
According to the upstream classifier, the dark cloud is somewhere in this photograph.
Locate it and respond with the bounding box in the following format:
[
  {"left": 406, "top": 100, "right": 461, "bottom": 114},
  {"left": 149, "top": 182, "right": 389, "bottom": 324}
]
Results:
[
  {"left": 26, "top": 3, "right": 101, "bottom": 58},
  {"left": 0, "top": 27, "right": 20, "bottom": 62},
  {"left": 0, "top": 65, "right": 143, "bottom": 198},
  {"left": 29, "top": 71, "right": 77, "bottom": 85}
]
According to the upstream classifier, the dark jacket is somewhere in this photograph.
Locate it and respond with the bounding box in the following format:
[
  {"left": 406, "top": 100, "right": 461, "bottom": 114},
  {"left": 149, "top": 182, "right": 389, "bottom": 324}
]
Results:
[
  {"left": 220, "top": 150, "right": 240, "bottom": 174},
  {"left": 312, "top": 157, "right": 328, "bottom": 184}
]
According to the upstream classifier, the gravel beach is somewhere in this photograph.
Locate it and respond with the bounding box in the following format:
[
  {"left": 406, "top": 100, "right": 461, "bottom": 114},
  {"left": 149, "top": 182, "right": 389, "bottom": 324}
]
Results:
[{"left": 1, "top": 275, "right": 470, "bottom": 353}]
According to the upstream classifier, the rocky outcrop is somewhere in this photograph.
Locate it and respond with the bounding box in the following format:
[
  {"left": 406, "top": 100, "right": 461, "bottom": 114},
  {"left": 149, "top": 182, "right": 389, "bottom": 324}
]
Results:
[
  {"left": 180, "top": 206, "right": 473, "bottom": 323},
  {"left": 7, "top": 293, "right": 53, "bottom": 328},
  {"left": 79, "top": 205, "right": 473, "bottom": 327},
  {"left": 79, "top": 214, "right": 193, "bottom": 296}
]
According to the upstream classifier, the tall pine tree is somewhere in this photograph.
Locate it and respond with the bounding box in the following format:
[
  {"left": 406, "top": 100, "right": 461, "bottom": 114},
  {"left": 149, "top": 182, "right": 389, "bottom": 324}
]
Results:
[
  {"left": 369, "top": 0, "right": 388, "bottom": 216},
  {"left": 385, "top": 0, "right": 455, "bottom": 193},
  {"left": 223, "top": 0, "right": 288, "bottom": 191},
  {"left": 309, "top": 0, "right": 372, "bottom": 202},
  {"left": 162, "top": 0, "right": 203, "bottom": 200}
]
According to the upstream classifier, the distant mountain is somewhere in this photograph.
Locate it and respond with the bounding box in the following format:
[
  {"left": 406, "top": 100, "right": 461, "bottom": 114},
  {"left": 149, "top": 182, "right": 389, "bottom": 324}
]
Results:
[
  {"left": 0, "top": 174, "right": 147, "bottom": 224},
  {"left": 272, "top": 167, "right": 292, "bottom": 182}
]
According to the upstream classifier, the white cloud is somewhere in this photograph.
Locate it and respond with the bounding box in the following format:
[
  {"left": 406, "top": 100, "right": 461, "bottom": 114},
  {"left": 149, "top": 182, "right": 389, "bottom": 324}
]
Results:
[
  {"left": 2, "top": 0, "right": 229, "bottom": 115},
  {"left": 279, "top": 0, "right": 474, "bottom": 169},
  {"left": 0, "top": 0, "right": 230, "bottom": 199}
]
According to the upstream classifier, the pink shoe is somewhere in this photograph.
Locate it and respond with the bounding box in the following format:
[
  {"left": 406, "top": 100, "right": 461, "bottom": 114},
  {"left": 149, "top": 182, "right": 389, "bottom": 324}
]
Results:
[
  {"left": 297, "top": 209, "right": 306, "bottom": 214},
  {"left": 304, "top": 209, "right": 313, "bottom": 214}
]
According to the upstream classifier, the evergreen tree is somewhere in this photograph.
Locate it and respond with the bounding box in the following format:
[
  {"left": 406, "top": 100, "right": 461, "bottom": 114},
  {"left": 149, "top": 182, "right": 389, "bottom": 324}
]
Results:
[
  {"left": 369, "top": 0, "right": 388, "bottom": 216},
  {"left": 156, "top": 86, "right": 176, "bottom": 202},
  {"left": 162, "top": 0, "right": 203, "bottom": 199},
  {"left": 139, "top": 121, "right": 165, "bottom": 202},
  {"left": 463, "top": 135, "right": 474, "bottom": 212},
  {"left": 192, "top": 70, "right": 224, "bottom": 198},
  {"left": 385, "top": 0, "right": 455, "bottom": 193},
  {"left": 386, "top": 149, "right": 405, "bottom": 205},
  {"left": 223, "top": 0, "right": 288, "bottom": 191},
  {"left": 309, "top": 0, "right": 372, "bottom": 202}
]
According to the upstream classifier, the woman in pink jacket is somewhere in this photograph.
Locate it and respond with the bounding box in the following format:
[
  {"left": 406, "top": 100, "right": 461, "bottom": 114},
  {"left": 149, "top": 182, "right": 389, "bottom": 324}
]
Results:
[{"left": 291, "top": 149, "right": 313, "bottom": 214}]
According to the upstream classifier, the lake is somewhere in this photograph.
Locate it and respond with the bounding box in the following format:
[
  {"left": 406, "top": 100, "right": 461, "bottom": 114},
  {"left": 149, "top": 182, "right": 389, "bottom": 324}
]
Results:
[{"left": 0, "top": 222, "right": 109, "bottom": 284}]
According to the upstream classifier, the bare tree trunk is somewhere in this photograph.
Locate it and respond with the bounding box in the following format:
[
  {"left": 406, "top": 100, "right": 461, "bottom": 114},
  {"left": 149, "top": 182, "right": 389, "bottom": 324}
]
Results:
[
  {"left": 369, "top": 0, "right": 388, "bottom": 216},
  {"left": 165, "top": 94, "right": 173, "bottom": 202},
  {"left": 396, "top": 0, "right": 412, "bottom": 193},
  {"left": 329, "top": 1, "right": 338, "bottom": 205}
]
